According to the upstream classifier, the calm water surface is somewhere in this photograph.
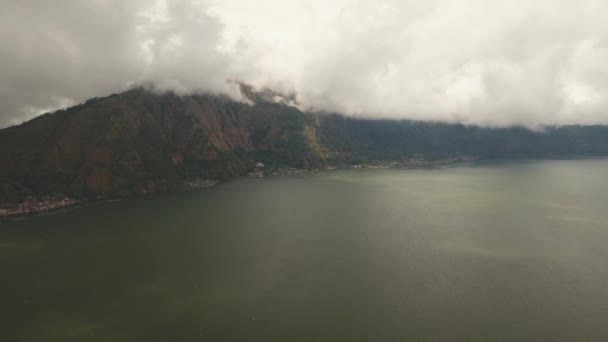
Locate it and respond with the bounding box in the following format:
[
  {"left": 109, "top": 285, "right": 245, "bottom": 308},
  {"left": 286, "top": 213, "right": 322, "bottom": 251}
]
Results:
[{"left": 2, "top": 159, "right": 608, "bottom": 341}]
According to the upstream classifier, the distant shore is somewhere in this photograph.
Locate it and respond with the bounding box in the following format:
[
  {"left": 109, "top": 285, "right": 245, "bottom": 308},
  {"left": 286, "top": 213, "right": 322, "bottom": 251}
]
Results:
[
  {"left": 0, "top": 195, "right": 82, "bottom": 219},
  {"left": 0, "top": 196, "right": 128, "bottom": 221},
  {"left": 0, "top": 157, "right": 478, "bottom": 220}
]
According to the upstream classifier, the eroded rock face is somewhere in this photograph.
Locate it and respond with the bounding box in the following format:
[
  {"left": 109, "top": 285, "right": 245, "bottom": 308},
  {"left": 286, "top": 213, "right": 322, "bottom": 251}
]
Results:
[
  {"left": 0, "top": 89, "right": 327, "bottom": 202},
  {"left": 3, "top": 87, "right": 608, "bottom": 205}
]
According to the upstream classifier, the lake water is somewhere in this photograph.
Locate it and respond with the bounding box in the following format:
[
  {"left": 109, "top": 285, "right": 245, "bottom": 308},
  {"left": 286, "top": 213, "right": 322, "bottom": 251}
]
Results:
[{"left": 2, "top": 159, "right": 608, "bottom": 341}]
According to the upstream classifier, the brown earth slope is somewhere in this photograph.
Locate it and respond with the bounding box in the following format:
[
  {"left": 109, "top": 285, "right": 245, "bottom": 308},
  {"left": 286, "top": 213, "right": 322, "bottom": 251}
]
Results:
[
  {"left": 2, "top": 87, "right": 608, "bottom": 205},
  {"left": 0, "top": 89, "right": 326, "bottom": 202}
]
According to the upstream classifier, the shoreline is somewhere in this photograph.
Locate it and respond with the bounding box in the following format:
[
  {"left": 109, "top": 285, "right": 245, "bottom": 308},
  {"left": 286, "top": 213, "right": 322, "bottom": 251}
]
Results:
[
  {"left": 0, "top": 197, "right": 125, "bottom": 221},
  {"left": 0, "top": 156, "right": 479, "bottom": 220}
]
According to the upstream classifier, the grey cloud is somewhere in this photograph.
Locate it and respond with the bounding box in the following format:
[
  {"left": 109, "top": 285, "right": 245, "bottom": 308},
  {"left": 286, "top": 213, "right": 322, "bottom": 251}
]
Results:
[
  {"left": 213, "top": 0, "right": 608, "bottom": 127},
  {"left": 2, "top": 0, "right": 608, "bottom": 128},
  {"left": 0, "top": 0, "right": 234, "bottom": 127}
]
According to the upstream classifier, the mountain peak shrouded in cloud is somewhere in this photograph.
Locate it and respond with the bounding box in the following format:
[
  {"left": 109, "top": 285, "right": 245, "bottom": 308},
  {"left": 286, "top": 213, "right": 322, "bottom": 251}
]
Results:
[{"left": 2, "top": 0, "right": 608, "bottom": 128}]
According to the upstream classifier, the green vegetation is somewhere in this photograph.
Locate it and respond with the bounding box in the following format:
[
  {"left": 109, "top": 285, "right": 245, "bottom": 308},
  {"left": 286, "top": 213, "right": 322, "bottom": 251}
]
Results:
[{"left": 2, "top": 88, "right": 608, "bottom": 203}]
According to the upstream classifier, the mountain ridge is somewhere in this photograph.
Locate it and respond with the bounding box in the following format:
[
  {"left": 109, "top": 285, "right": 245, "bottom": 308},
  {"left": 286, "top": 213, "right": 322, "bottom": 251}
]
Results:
[{"left": 2, "top": 87, "right": 608, "bottom": 214}]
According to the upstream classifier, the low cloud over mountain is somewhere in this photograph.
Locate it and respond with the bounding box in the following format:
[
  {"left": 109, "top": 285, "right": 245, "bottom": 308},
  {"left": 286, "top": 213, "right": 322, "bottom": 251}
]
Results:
[{"left": 2, "top": 0, "right": 608, "bottom": 128}]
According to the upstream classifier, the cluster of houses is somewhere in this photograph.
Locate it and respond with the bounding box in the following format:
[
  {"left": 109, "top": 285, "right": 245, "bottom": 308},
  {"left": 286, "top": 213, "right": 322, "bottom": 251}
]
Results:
[{"left": 0, "top": 196, "right": 80, "bottom": 217}]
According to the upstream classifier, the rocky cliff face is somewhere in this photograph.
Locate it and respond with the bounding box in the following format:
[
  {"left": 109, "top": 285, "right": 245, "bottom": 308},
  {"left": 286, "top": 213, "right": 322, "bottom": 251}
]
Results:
[
  {"left": 2, "top": 87, "right": 608, "bottom": 203},
  {"left": 0, "top": 88, "right": 325, "bottom": 202}
]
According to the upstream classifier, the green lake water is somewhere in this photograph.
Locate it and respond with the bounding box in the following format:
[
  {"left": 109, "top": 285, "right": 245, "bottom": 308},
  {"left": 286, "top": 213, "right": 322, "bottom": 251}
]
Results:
[{"left": 2, "top": 159, "right": 608, "bottom": 341}]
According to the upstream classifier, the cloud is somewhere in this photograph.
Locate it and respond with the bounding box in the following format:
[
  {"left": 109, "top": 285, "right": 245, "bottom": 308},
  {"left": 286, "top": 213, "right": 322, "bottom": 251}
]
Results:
[
  {"left": 2, "top": 0, "right": 608, "bottom": 128},
  {"left": 0, "top": 0, "right": 235, "bottom": 127}
]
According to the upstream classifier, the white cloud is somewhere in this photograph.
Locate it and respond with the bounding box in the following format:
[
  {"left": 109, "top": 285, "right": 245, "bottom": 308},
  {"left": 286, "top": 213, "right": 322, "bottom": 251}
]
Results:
[
  {"left": 0, "top": 0, "right": 233, "bottom": 127},
  {"left": 2, "top": 0, "right": 608, "bottom": 127}
]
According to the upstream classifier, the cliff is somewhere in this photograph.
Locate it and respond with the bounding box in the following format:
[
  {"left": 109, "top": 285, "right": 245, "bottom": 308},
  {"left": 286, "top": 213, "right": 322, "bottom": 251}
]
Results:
[{"left": 2, "top": 87, "right": 608, "bottom": 205}]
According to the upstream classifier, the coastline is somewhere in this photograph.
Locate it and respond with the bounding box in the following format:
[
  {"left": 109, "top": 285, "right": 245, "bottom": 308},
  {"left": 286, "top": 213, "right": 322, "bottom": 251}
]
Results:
[
  {"left": 0, "top": 197, "right": 125, "bottom": 221},
  {"left": 0, "top": 157, "right": 478, "bottom": 220},
  {"left": 0, "top": 195, "right": 82, "bottom": 219}
]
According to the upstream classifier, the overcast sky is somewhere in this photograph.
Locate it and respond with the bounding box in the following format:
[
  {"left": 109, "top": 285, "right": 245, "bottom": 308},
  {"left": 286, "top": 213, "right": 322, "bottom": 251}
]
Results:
[{"left": 1, "top": 0, "right": 608, "bottom": 128}]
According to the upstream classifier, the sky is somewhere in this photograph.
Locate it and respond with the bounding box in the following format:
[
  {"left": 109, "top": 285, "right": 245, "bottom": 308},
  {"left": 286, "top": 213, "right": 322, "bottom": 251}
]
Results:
[{"left": 1, "top": 0, "right": 608, "bottom": 128}]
